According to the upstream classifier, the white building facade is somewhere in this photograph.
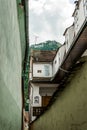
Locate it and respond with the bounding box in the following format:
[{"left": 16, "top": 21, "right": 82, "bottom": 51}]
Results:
[
  {"left": 33, "top": 63, "right": 52, "bottom": 78},
  {"left": 73, "top": 0, "right": 87, "bottom": 36},
  {"left": 64, "top": 25, "right": 75, "bottom": 53},
  {"left": 29, "top": 0, "right": 87, "bottom": 122}
]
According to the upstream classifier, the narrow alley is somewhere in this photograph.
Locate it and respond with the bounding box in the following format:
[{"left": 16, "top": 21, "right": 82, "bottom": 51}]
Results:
[{"left": 0, "top": 0, "right": 87, "bottom": 130}]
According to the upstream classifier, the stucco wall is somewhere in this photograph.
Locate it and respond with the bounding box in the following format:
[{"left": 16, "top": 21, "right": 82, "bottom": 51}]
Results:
[
  {"left": 17, "top": 2, "right": 26, "bottom": 63},
  {"left": 0, "top": 0, "right": 23, "bottom": 129},
  {"left": 31, "top": 59, "right": 87, "bottom": 130},
  {"left": 65, "top": 25, "right": 74, "bottom": 53},
  {"left": 74, "top": 0, "right": 85, "bottom": 35},
  {"left": 33, "top": 63, "right": 52, "bottom": 77},
  {"left": 53, "top": 51, "right": 60, "bottom": 76}
]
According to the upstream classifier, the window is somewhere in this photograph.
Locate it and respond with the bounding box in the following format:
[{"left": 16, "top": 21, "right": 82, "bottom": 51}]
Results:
[
  {"left": 74, "top": 10, "right": 79, "bottom": 29},
  {"left": 44, "top": 65, "right": 50, "bottom": 76},
  {"left": 66, "top": 40, "right": 68, "bottom": 46},
  {"left": 33, "top": 107, "right": 45, "bottom": 116},
  {"left": 84, "top": 0, "right": 87, "bottom": 16},
  {"left": 59, "top": 57, "right": 60, "bottom": 64},
  {"left": 55, "top": 60, "right": 57, "bottom": 64},
  {"left": 83, "top": 0, "right": 87, "bottom": 16},
  {"left": 37, "top": 70, "right": 42, "bottom": 73},
  {"left": 34, "top": 96, "right": 39, "bottom": 104}
]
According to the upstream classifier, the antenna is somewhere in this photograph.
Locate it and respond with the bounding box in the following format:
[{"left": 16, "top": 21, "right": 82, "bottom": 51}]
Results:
[{"left": 34, "top": 35, "right": 39, "bottom": 44}]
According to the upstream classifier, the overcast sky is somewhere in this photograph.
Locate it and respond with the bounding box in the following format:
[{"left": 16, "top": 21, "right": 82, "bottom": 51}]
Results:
[{"left": 29, "top": 0, "right": 75, "bottom": 45}]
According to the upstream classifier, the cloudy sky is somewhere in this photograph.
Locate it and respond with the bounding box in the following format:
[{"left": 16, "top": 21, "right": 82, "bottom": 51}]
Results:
[{"left": 29, "top": 0, "right": 75, "bottom": 45}]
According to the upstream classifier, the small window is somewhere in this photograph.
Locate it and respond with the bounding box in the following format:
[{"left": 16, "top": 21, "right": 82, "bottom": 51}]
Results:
[
  {"left": 86, "top": 5, "right": 87, "bottom": 10},
  {"left": 44, "top": 65, "right": 50, "bottom": 76},
  {"left": 37, "top": 70, "right": 42, "bottom": 73},
  {"left": 55, "top": 60, "right": 57, "bottom": 64},
  {"left": 66, "top": 40, "right": 68, "bottom": 46},
  {"left": 59, "top": 57, "right": 60, "bottom": 63},
  {"left": 34, "top": 96, "right": 39, "bottom": 104}
]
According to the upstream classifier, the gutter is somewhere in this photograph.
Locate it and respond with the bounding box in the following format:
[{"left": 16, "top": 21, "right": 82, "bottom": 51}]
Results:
[
  {"left": 52, "top": 18, "right": 87, "bottom": 83},
  {"left": 61, "top": 18, "right": 87, "bottom": 66}
]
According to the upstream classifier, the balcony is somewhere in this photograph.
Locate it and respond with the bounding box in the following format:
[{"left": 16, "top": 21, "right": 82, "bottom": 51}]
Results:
[{"left": 33, "top": 107, "right": 45, "bottom": 116}]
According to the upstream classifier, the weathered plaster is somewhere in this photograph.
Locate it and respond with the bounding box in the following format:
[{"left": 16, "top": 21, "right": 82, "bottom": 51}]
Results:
[
  {"left": 31, "top": 60, "right": 87, "bottom": 130},
  {"left": 0, "top": 0, "right": 24, "bottom": 129}
]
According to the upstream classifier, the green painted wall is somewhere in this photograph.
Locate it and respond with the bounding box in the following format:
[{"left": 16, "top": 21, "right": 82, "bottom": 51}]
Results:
[
  {"left": 0, "top": 0, "right": 25, "bottom": 129},
  {"left": 17, "top": 2, "right": 26, "bottom": 63},
  {"left": 32, "top": 59, "right": 87, "bottom": 130}
]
